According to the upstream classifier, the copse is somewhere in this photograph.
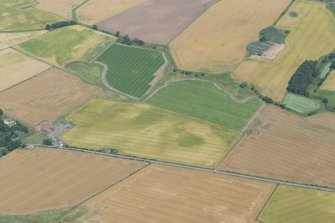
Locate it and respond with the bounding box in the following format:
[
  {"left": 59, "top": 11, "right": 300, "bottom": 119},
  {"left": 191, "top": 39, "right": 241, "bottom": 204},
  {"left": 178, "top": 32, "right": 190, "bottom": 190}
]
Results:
[
  {"left": 45, "top": 21, "right": 76, "bottom": 30},
  {"left": 287, "top": 60, "right": 319, "bottom": 96}
]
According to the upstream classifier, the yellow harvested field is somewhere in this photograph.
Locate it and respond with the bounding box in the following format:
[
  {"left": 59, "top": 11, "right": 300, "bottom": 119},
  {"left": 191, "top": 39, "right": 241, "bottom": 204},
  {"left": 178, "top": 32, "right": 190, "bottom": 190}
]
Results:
[
  {"left": 37, "top": 0, "right": 82, "bottom": 19},
  {"left": 0, "top": 68, "right": 100, "bottom": 126},
  {"left": 77, "top": 0, "right": 146, "bottom": 25},
  {"left": 79, "top": 165, "right": 275, "bottom": 223},
  {"left": 0, "top": 48, "right": 50, "bottom": 92},
  {"left": 0, "top": 30, "right": 47, "bottom": 50},
  {"left": 235, "top": 0, "right": 335, "bottom": 101},
  {"left": 321, "top": 70, "right": 335, "bottom": 91},
  {"left": 170, "top": 0, "right": 291, "bottom": 72},
  {"left": 0, "top": 148, "right": 146, "bottom": 214},
  {"left": 220, "top": 105, "right": 335, "bottom": 188}
]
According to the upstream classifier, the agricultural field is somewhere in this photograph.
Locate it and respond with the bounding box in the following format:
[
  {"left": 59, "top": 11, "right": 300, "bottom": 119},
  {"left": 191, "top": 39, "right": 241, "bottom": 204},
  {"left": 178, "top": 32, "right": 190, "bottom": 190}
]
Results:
[
  {"left": 36, "top": 0, "right": 81, "bottom": 19},
  {"left": 235, "top": 0, "right": 335, "bottom": 101},
  {"left": 0, "top": 0, "right": 62, "bottom": 31},
  {"left": 97, "top": 0, "right": 214, "bottom": 44},
  {"left": 148, "top": 80, "right": 261, "bottom": 130},
  {"left": 317, "top": 90, "right": 335, "bottom": 109},
  {"left": 65, "top": 61, "right": 103, "bottom": 86},
  {"left": 0, "top": 48, "right": 50, "bottom": 92},
  {"left": 170, "top": 0, "right": 291, "bottom": 72},
  {"left": 283, "top": 93, "right": 321, "bottom": 115},
  {"left": 17, "top": 25, "right": 116, "bottom": 67},
  {"left": 259, "top": 186, "right": 335, "bottom": 223},
  {"left": 76, "top": 0, "right": 146, "bottom": 25},
  {"left": 321, "top": 70, "right": 335, "bottom": 91},
  {"left": 0, "top": 148, "right": 146, "bottom": 214},
  {"left": 78, "top": 165, "right": 275, "bottom": 223},
  {"left": 61, "top": 100, "right": 240, "bottom": 168},
  {"left": 220, "top": 105, "right": 335, "bottom": 188},
  {"left": 0, "top": 30, "right": 46, "bottom": 50},
  {"left": 0, "top": 68, "right": 100, "bottom": 126},
  {"left": 97, "top": 44, "right": 165, "bottom": 98}
]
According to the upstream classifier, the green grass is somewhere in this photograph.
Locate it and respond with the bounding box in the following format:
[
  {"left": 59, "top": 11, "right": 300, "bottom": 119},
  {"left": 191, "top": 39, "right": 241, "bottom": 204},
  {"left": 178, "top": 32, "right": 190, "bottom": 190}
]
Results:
[
  {"left": 17, "top": 25, "right": 116, "bottom": 67},
  {"left": 148, "top": 80, "right": 261, "bottom": 130},
  {"left": 215, "top": 74, "right": 254, "bottom": 101},
  {"left": 97, "top": 44, "right": 165, "bottom": 98},
  {"left": 283, "top": 93, "right": 321, "bottom": 115},
  {"left": 23, "top": 132, "right": 46, "bottom": 144},
  {"left": 0, "top": 0, "right": 62, "bottom": 31},
  {"left": 61, "top": 99, "right": 240, "bottom": 168},
  {"left": 65, "top": 61, "right": 103, "bottom": 86},
  {"left": 259, "top": 186, "right": 335, "bottom": 223},
  {"left": 317, "top": 90, "right": 335, "bottom": 110},
  {"left": 0, "top": 207, "right": 85, "bottom": 223}
]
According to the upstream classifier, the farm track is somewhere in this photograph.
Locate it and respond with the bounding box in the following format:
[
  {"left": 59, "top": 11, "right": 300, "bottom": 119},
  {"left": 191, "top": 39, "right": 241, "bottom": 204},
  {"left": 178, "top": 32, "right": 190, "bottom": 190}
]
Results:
[{"left": 43, "top": 146, "right": 335, "bottom": 193}]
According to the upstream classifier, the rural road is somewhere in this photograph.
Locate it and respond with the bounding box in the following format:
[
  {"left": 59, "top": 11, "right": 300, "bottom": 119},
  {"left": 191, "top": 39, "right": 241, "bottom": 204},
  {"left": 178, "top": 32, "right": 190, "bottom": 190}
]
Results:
[{"left": 45, "top": 146, "right": 335, "bottom": 193}]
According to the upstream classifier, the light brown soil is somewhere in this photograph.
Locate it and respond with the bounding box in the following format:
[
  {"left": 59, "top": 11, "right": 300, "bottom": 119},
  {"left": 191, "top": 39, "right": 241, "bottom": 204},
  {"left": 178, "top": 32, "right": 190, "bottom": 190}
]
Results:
[
  {"left": 0, "top": 48, "right": 50, "bottom": 92},
  {"left": 97, "top": 0, "right": 214, "bottom": 44},
  {"left": 79, "top": 164, "right": 275, "bottom": 223},
  {"left": 220, "top": 105, "right": 335, "bottom": 188},
  {"left": 0, "top": 68, "right": 100, "bottom": 126},
  {"left": 170, "top": 0, "right": 291, "bottom": 72},
  {"left": 37, "top": 0, "right": 82, "bottom": 19},
  {"left": 0, "top": 148, "right": 146, "bottom": 214}
]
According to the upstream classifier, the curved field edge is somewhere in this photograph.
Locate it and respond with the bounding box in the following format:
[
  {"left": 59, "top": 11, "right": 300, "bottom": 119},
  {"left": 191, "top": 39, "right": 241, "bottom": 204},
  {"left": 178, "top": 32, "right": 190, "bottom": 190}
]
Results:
[
  {"left": 97, "top": 44, "right": 165, "bottom": 98},
  {"left": 258, "top": 186, "right": 335, "bottom": 223},
  {"left": 60, "top": 99, "right": 241, "bottom": 168},
  {"left": 0, "top": 207, "right": 85, "bottom": 223},
  {"left": 148, "top": 80, "right": 262, "bottom": 131}
]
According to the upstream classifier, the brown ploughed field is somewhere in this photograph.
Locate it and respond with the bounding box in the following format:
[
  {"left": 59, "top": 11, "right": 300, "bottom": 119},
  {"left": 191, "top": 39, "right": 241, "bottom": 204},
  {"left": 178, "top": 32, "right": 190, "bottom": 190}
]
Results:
[
  {"left": 97, "top": 0, "right": 214, "bottom": 44},
  {"left": 220, "top": 105, "right": 335, "bottom": 188},
  {"left": 0, "top": 148, "right": 146, "bottom": 214},
  {"left": 0, "top": 68, "right": 100, "bottom": 126},
  {"left": 78, "top": 165, "right": 275, "bottom": 223}
]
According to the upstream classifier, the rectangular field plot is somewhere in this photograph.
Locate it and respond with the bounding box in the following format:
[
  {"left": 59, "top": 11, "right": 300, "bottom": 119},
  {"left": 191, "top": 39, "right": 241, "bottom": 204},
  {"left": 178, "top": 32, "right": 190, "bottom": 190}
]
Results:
[
  {"left": 0, "top": 0, "right": 62, "bottom": 31},
  {"left": 36, "top": 0, "right": 82, "bottom": 19},
  {"left": 170, "top": 0, "right": 291, "bottom": 72},
  {"left": 0, "top": 48, "right": 50, "bottom": 92},
  {"left": 61, "top": 100, "right": 241, "bottom": 168},
  {"left": 0, "top": 68, "right": 100, "bottom": 126},
  {"left": 220, "top": 105, "right": 335, "bottom": 188},
  {"left": 97, "top": 44, "right": 165, "bottom": 98},
  {"left": 97, "top": 0, "right": 214, "bottom": 44},
  {"left": 79, "top": 165, "right": 275, "bottom": 223},
  {"left": 283, "top": 93, "right": 321, "bottom": 115},
  {"left": 259, "top": 186, "right": 335, "bottom": 223},
  {"left": 17, "top": 25, "right": 116, "bottom": 67},
  {"left": 148, "top": 80, "right": 261, "bottom": 130},
  {"left": 0, "top": 148, "right": 146, "bottom": 214},
  {"left": 77, "top": 0, "right": 146, "bottom": 25},
  {"left": 0, "top": 30, "right": 47, "bottom": 51},
  {"left": 235, "top": 0, "right": 335, "bottom": 101}
]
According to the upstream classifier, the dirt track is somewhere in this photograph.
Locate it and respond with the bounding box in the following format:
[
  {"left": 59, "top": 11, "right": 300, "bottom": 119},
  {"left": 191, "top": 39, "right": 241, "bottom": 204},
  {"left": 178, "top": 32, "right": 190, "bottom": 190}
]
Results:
[
  {"left": 0, "top": 148, "right": 146, "bottom": 214},
  {"left": 97, "top": 0, "right": 214, "bottom": 44}
]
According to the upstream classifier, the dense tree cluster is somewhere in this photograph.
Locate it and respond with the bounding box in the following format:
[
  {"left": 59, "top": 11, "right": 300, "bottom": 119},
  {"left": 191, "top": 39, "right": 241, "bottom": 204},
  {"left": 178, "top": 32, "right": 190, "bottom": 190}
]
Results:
[
  {"left": 287, "top": 60, "right": 319, "bottom": 96},
  {"left": 0, "top": 109, "right": 28, "bottom": 156},
  {"left": 45, "top": 21, "right": 76, "bottom": 30}
]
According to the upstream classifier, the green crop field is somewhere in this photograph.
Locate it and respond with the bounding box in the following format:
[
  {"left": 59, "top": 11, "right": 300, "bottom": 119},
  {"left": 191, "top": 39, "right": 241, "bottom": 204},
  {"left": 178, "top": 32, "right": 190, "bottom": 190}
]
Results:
[
  {"left": 61, "top": 99, "right": 240, "bottom": 168},
  {"left": 0, "top": 0, "right": 62, "bottom": 31},
  {"left": 148, "top": 80, "right": 261, "bottom": 130},
  {"left": 97, "top": 44, "right": 165, "bottom": 98},
  {"left": 283, "top": 93, "right": 321, "bottom": 115},
  {"left": 17, "top": 25, "right": 116, "bottom": 67},
  {"left": 259, "top": 186, "right": 335, "bottom": 223}
]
